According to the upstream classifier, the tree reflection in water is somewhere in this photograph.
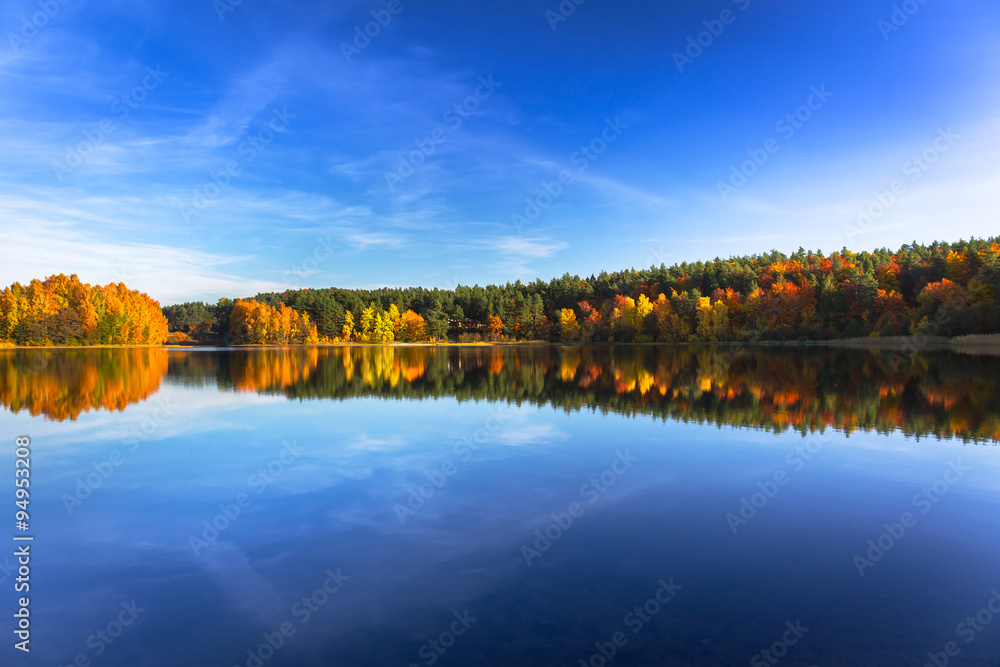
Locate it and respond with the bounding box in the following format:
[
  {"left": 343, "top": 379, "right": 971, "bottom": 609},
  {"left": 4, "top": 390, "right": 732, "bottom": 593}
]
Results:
[{"left": 3, "top": 345, "right": 998, "bottom": 442}]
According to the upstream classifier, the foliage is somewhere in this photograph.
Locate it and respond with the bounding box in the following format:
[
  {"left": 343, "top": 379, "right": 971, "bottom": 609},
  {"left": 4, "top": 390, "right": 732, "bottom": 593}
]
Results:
[
  {"left": 157, "top": 237, "right": 1000, "bottom": 344},
  {"left": 342, "top": 311, "right": 355, "bottom": 341},
  {"left": 228, "top": 299, "right": 319, "bottom": 345},
  {"left": 398, "top": 309, "right": 427, "bottom": 342},
  {"left": 0, "top": 274, "right": 168, "bottom": 346},
  {"left": 559, "top": 308, "right": 580, "bottom": 341}
]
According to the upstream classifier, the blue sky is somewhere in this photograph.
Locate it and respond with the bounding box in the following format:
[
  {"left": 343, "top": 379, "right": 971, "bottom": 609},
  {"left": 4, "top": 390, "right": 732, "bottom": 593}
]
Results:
[{"left": 0, "top": 0, "right": 998, "bottom": 304}]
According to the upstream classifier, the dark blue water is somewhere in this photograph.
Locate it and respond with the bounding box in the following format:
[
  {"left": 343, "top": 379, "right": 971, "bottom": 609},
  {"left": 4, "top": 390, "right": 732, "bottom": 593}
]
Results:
[{"left": 2, "top": 347, "right": 1000, "bottom": 666}]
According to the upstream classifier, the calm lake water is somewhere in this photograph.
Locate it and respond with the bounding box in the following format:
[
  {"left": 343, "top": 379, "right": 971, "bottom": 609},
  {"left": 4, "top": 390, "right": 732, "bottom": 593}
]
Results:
[{"left": 2, "top": 345, "right": 1000, "bottom": 666}]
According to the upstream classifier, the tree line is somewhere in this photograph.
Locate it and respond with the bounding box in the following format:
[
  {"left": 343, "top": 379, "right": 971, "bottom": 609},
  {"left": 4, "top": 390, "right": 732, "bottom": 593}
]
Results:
[
  {"left": 0, "top": 274, "right": 168, "bottom": 346},
  {"left": 9, "top": 237, "right": 994, "bottom": 348},
  {"left": 162, "top": 237, "right": 1000, "bottom": 343}
]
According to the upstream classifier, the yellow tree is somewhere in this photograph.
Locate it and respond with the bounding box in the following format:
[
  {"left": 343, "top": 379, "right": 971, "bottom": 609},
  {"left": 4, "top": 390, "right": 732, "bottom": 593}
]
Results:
[
  {"left": 634, "top": 294, "right": 653, "bottom": 331},
  {"left": 695, "top": 297, "right": 712, "bottom": 339},
  {"left": 709, "top": 299, "right": 730, "bottom": 340},
  {"left": 696, "top": 297, "right": 729, "bottom": 341},
  {"left": 360, "top": 304, "right": 377, "bottom": 342},
  {"left": 43, "top": 274, "right": 97, "bottom": 340},
  {"left": 399, "top": 310, "right": 426, "bottom": 342},
  {"left": 229, "top": 299, "right": 256, "bottom": 343},
  {"left": 278, "top": 304, "right": 295, "bottom": 342},
  {"left": 229, "top": 299, "right": 317, "bottom": 344},
  {"left": 23, "top": 279, "right": 60, "bottom": 341},
  {"left": 0, "top": 283, "right": 28, "bottom": 342},
  {"left": 559, "top": 308, "right": 580, "bottom": 341},
  {"left": 387, "top": 304, "right": 402, "bottom": 337},
  {"left": 374, "top": 311, "right": 395, "bottom": 343},
  {"left": 632, "top": 294, "right": 654, "bottom": 341},
  {"left": 342, "top": 311, "right": 355, "bottom": 341}
]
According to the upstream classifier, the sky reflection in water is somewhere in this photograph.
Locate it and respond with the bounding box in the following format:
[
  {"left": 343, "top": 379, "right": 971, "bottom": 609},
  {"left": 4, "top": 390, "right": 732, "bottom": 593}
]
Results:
[{"left": 2, "top": 346, "right": 1000, "bottom": 666}]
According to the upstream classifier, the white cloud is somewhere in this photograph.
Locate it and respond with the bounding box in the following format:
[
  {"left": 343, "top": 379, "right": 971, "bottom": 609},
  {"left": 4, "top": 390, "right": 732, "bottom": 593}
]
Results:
[
  {"left": 0, "top": 215, "right": 287, "bottom": 303},
  {"left": 347, "top": 434, "right": 410, "bottom": 451},
  {"left": 493, "top": 236, "right": 568, "bottom": 258},
  {"left": 347, "top": 232, "right": 405, "bottom": 250},
  {"left": 495, "top": 423, "right": 570, "bottom": 447}
]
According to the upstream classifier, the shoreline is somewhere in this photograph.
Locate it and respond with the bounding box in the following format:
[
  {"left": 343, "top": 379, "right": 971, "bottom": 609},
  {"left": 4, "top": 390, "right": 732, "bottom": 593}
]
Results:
[{"left": 3, "top": 334, "right": 1000, "bottom": 352}]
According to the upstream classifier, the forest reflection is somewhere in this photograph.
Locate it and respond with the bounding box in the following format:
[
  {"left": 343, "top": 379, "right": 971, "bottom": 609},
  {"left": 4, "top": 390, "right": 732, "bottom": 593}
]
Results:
[
  {"left": 0, "top": 348, "right": 169, "bottom": 421},
  {"left": 3, "top": 345, "right": 999, "bottom": 442}
]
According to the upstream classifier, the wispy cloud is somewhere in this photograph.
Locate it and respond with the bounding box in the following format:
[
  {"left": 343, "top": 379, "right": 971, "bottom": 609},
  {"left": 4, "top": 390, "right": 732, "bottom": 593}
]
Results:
[
  {"left": 347, "top": 232, "right": 405, "bottom": 250},
  {"left": 493, "top": 236, "right": 568, "bottom": 258},
  {"left": 0, "top": 213, "right": 288, "bottom": 303},
  {"left": 0, "top": 0, "right": 997, "bottom": 298},
  {"left": 495, "top": 424, "right": 570, "bottom": 447},
  {"left": 183, "top": 47, "right": 298, "bottom": 149}
]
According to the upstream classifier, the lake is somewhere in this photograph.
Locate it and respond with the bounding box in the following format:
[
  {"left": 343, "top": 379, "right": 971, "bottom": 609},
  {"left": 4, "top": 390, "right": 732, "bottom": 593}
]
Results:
[{"left": 2, "top": 345, "right": 1000, "bottom": 666}]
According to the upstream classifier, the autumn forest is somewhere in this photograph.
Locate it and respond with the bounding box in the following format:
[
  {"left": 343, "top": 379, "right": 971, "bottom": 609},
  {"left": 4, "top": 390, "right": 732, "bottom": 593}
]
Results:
[{"left": 2, "top": 237, "right": 999, "bottom": 346}]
